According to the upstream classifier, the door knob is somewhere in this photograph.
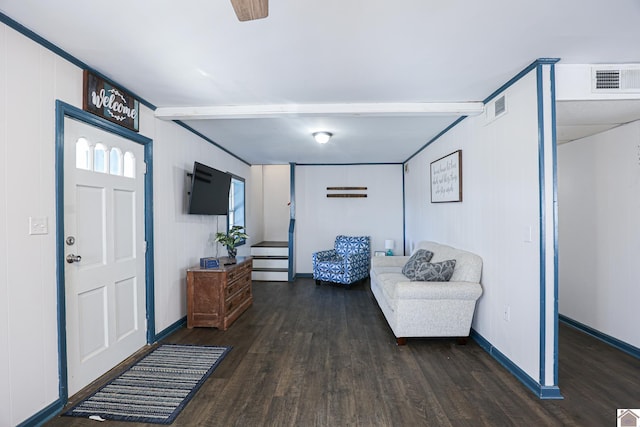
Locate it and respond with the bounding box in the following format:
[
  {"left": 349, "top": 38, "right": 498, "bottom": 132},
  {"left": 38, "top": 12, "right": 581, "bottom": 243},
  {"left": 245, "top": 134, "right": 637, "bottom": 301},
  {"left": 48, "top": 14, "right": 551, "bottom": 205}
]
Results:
[{"left": 66, "top": 254, "right": 82, "bottom": 264}]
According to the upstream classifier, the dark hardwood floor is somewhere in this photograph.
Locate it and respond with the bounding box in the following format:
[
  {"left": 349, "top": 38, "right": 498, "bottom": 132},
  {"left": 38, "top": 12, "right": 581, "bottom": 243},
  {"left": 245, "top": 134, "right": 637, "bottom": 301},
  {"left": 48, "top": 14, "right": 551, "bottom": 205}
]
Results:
[{"left": 46, "top": 278, "right": 640, "bottom": 426}]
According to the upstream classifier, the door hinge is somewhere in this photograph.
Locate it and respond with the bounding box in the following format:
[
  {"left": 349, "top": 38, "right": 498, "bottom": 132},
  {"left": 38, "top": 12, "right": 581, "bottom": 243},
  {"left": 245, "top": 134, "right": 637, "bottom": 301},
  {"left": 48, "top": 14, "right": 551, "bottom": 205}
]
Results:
[{"left": 143, "top": 162, "right": 148, "bottom": 174}]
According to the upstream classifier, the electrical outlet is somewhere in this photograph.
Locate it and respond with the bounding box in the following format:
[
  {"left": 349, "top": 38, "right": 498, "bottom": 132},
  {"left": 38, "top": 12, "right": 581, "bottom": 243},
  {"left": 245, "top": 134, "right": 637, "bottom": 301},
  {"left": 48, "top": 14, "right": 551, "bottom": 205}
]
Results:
[
  {"left": 29, "top": 216, "right": 48, "bottom": 235},
  {"left": 503, "top": 305, "right": 511, "bottom": 322}
]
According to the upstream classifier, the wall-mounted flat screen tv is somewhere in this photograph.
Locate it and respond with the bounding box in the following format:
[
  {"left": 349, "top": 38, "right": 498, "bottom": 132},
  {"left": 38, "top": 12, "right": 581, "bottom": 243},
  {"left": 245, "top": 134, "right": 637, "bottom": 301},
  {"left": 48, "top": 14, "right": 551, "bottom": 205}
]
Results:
[{"left": 188, "top": 161, "right": 232, "bottom": 215}]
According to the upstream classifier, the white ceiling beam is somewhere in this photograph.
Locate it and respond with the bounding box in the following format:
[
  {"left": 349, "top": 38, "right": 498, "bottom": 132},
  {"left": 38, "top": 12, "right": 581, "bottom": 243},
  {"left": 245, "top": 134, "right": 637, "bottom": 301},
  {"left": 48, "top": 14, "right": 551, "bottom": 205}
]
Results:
[{"left": 154, "top": 102, "right": 485, "bottom": 120}]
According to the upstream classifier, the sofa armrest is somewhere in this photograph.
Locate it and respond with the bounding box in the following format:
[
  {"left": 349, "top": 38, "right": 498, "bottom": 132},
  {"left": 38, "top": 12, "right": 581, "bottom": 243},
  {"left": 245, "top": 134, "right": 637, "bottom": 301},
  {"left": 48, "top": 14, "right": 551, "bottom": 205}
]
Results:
[
  {"left": 372, "top": 256, "right": 409, "bottom": 268},
  {"left": 395, "top": 280, "right": 483, "bottom": 300}
]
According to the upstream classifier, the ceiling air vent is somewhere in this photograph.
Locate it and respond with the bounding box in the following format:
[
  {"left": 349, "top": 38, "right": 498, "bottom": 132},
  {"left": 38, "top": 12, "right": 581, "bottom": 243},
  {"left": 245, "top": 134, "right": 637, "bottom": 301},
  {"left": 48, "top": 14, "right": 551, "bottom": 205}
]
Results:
[
  {"left": 592, "top": 66, "right": 640, "bottom": 93},
  {"left": 595, "top": 70, "right": 620, "bottom": 89},
  {"left": 494, "top": 95, "right": 506, "bottom": 116},
  {"left": 485, "top": 94, "right": 507, "bottom": 124}
]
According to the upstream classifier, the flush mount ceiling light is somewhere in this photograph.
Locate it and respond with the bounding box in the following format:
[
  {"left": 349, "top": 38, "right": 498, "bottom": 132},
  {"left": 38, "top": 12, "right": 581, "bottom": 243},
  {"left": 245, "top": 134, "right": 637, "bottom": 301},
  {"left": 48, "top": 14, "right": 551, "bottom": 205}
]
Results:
[{"left": 313, "top": 131, "right": 332, "bottom": 144}]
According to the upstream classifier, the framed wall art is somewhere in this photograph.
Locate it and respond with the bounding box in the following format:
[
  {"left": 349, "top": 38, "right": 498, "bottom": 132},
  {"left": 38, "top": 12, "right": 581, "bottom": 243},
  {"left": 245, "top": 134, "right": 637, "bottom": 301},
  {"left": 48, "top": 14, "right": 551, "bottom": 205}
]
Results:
[{"left": 430, "top": 150, "right": 462, "bottom": 203}]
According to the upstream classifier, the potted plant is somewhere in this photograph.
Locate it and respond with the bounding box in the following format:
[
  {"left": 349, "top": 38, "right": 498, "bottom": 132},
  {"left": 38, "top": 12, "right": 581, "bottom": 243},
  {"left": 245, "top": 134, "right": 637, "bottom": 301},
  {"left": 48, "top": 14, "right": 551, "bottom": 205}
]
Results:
[{"left": 214, "top": 225, "right": 248, "bottom": 260}]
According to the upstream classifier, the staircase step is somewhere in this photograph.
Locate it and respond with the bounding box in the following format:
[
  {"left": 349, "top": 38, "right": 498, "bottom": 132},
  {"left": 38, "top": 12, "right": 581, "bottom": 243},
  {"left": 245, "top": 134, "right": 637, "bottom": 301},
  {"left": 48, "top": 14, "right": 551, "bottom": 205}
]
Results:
[
  {"left": 251, "top": 246, "right": 288, "bottom": 257},
  {"left": 251, "top": 242, "right": 289, "bottom": 280},
  {"left": 252, "top": 255, "right": 288, "bottom": 260},
  {"left": 253, "top": 258, "right": 288, "bottom": 269},
  {"left": 252, "top": 269, "right": 288, "bottom": 281},
  {"left": 251, "top": 241, "right": 288, "bottom": 248}
]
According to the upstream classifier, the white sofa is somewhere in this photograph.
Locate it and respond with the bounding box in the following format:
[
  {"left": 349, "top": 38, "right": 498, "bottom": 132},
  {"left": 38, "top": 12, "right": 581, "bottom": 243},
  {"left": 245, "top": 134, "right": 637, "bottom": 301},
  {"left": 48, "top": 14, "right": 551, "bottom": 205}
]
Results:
[{"left": 370, "top": 241, "right": 483, "bottom": 345}]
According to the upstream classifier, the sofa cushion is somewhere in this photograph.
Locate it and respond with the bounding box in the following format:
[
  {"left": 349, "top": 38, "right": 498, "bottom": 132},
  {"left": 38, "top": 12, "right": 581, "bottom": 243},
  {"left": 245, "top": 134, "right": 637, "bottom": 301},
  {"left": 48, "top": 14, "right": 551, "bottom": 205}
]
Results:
[
  {"left": 376, "top": 272, "right": 408, "bottom": 310},
  {"left": 401, "top": 249, "right": 434, "bottom": 280},
  {"left": 413, "top": 259, "right": 456, "bottom": 282}
]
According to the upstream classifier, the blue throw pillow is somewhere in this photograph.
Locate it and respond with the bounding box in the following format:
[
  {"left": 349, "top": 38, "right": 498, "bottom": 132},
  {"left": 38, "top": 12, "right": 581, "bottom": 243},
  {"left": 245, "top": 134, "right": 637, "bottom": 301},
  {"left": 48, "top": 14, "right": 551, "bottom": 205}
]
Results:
[{"left": 401, "top": 249, "right": 434, "bottom": 280}]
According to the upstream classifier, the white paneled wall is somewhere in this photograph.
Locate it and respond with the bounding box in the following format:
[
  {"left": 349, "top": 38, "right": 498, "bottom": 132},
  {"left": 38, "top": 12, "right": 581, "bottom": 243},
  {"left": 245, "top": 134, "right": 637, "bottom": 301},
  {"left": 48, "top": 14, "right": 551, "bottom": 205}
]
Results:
[
  {"left": 262, "top": 165, "right": 290, "bottom": 242},
  {"left": 295, "top": 164, "right": 404, "bottom": 274},
  {"left": 249, "top": 165, "right": 265, "bottom": 243},
  {"left": 148, "top": 117, "right": 252, "bottom": 333},
  {"left": 404, "top": 69, "right": 551, "bottom": 384},
  {"left": 1, "top": 25, "right": 74, "bottom": 426},
  {"left": 558, "top": 120, "right": 640, "bottom": 349},
  {"left": 0, "top": 21, "right": 254, "bottom": 425}
]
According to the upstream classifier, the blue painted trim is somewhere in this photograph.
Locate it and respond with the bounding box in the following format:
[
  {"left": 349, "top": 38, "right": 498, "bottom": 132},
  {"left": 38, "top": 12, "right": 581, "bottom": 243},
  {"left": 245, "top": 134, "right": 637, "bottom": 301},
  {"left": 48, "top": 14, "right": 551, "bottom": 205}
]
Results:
[
  {"left": 539, "top": 386, "right": 563, "bottom": 400},
  {"left": 288, "top": 219, "right": 295, "bottom": 282},
  {"left": 404, "top": 116, "right": 467, "bottom": 163},
  {"left": 154, "top": 316, "right": 187, "bottom": 342},
  {"left": 559, "top": 315, "right": 640, "bottom": 360},
  {"left": 16, "top": 399, "right": 64, "bottom": 427},
  {"left": 289, "top": 163, "right": 296, "bottom": 220},
  {"left": 173, "top": 121, "right": 251, "bottom": 166},
  {"left": 535, "top": 60, "right": 561, "bottom": 390},
  {"left": 483, "top": 58, "right": 559, "bottom": 104},
  {"left": 54, "top": 102, "right": 69, "bottom": 403},
  {"left": 549, "top": 63, "right": 560, "bottom": 384},
  {"left": 401, "top": 164, "right": 407, "bottom": 256},
  {"left": 471, "top": 330, "right": 563, "bottom": 400},
  {"left": 0, "top": 12, "right": 154, "bottom": 111},
  {"left": 54, "top": 101, "right": 155, "bottom": 409},
  {"left": 288, "top": 163, "right": 296, "bottom": 282},
  {"left": 144, "top": 141, "right": 156, "bottom": 343},
  {"left": 534, "top": 58, "right": 561, "bottom": 64},
  {"left": 296, "top": 273, "right": 313, "bottom": 279},
  {"left": 536, "top": 64, "right": 547, "bottom": 388}
]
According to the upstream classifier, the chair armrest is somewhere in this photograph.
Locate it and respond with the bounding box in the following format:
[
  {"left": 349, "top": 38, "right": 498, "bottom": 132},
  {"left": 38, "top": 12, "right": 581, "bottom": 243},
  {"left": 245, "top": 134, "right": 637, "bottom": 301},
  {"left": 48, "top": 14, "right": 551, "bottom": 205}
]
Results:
[{"left": 312, "top": 249, "right": 339, "bottom": 262}]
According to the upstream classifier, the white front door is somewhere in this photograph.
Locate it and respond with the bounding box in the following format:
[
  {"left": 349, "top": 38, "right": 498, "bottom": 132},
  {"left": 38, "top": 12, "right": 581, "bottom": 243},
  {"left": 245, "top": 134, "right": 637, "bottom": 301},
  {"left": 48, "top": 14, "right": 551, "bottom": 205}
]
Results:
[{"left": 64, "top": 117, "right": 147, "bottom": 396}]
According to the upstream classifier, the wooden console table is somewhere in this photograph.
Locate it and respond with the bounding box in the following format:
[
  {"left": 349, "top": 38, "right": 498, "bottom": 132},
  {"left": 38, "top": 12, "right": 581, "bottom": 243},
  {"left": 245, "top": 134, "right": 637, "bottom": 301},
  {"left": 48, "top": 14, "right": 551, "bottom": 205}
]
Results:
[{"left": 186, "top": 256, "right": 253, "bottom": 330}]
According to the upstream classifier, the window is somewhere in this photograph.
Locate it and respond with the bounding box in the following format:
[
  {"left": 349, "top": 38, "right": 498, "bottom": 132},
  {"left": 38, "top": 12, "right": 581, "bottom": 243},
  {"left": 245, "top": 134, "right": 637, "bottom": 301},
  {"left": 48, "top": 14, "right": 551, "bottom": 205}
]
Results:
[
  {"left": 75, "top": 138, "right": 91, "bottom": 170},
  {"left": 109, "top": 147, "right": 123, "bottom": 175},
  {"left": 228, "top": 176, "right": 246, "bottom": 244},
  {"left": 75, "top": 137, "right": 136, "bottom": 178},
  {"left": 94, "top": 143, "right": 107, "bottom": 173},
  {"left": 123, "top": 152, "right": 136, "bottom": 178}
]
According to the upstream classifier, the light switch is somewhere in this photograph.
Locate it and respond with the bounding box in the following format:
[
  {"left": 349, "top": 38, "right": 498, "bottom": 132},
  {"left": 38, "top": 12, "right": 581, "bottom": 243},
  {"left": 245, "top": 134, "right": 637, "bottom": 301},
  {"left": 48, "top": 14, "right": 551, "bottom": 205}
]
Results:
[{"left": 29, "top": 216, "right": 48, "bottom": 235}]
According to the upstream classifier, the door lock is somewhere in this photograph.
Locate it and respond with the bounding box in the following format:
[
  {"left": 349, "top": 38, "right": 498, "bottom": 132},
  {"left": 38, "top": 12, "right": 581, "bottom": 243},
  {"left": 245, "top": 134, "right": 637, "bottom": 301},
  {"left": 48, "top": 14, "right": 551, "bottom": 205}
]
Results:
[{"left": 66, "top": 254, "right": 82, "bottom": 264}]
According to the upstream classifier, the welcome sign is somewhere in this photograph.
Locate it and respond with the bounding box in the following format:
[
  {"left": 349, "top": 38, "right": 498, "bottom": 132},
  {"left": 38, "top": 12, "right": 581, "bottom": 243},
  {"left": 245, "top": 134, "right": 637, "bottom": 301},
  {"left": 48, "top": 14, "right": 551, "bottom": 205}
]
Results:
[{"left": 83, "top": 70, "right": 139, "bottom": 132}]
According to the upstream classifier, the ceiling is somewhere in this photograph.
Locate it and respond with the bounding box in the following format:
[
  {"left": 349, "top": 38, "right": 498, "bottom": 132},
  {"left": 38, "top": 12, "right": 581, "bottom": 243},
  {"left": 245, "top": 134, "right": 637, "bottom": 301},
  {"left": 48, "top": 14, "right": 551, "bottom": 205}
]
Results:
[
  {"left": 556, "top": 99, "right": 640, "bottom": 144},
  {"left": 1, "top": 0, "right": 640, "bottom": 164}
]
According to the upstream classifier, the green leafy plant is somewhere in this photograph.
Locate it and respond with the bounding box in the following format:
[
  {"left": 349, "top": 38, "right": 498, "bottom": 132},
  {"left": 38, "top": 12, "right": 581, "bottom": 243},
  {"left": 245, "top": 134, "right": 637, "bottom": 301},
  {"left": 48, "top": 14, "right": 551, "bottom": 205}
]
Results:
[{"left": 214, "top": 225, "right": 248, "bottom": 258}]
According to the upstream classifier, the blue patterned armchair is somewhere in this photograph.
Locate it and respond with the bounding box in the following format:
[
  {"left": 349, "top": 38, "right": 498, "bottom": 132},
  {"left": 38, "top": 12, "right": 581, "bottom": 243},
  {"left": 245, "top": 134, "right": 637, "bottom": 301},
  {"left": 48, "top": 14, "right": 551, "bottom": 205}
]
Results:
[{"left": 312, "top": 235, "right": 371, "bottom": 286}]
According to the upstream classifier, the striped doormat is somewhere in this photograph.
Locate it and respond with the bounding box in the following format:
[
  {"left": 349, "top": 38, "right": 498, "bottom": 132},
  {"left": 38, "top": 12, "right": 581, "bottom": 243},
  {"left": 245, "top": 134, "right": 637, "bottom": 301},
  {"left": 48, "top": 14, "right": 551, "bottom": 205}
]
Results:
[{"left": 64, "top": 344, "right": 231, "bottom": 424}]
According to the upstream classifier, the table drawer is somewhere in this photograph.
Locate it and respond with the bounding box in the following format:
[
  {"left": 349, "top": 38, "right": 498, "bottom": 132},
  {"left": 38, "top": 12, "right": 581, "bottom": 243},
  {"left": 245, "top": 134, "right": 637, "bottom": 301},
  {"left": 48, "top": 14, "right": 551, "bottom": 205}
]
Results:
[
  {"left": 226, "top": 275, "right": 250, "bottom": 299},
  {"left": 225, "top": 286, "right": 251, "bottom": 315},
  {"left": 226, "top": 262, "right": 250, "bottom": 283}
]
